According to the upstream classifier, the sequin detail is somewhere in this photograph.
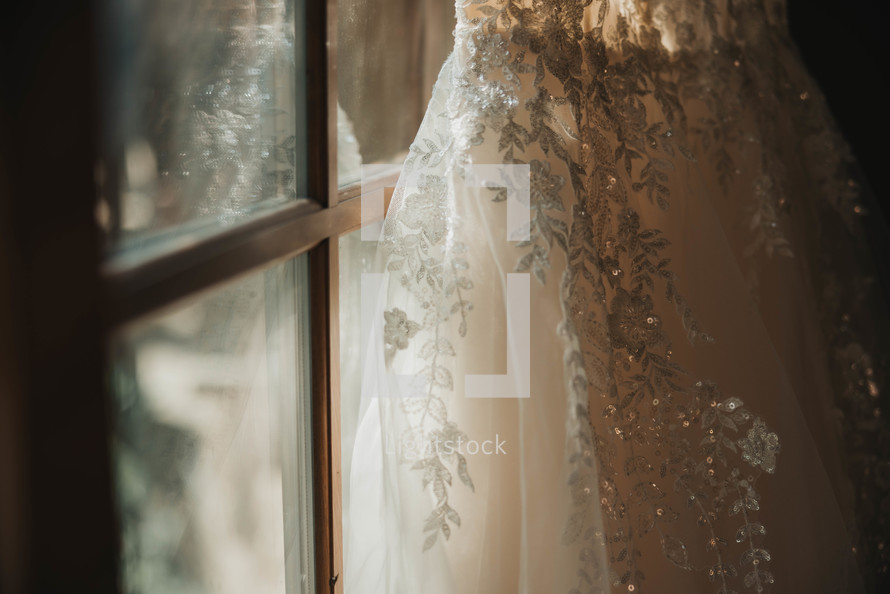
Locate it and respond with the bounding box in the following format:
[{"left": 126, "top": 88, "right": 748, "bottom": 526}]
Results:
[
  {"left": 376, "top": 0, "right": 885, "bottom": 592},
  {"left": 738, "top": 419, "right": 780, "bottom": 475}
]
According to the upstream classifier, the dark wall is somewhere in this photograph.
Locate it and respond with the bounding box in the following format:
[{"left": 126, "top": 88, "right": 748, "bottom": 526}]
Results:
[{"left": 789, "top": 0, "right": 890, "bottom": 221}]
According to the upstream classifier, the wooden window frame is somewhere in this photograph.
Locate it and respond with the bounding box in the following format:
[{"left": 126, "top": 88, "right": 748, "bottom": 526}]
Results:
[{"left": 0, "top": 1, "right": 402, "bottom": 593}]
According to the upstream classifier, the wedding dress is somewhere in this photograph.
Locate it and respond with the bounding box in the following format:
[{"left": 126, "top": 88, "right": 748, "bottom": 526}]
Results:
[{"left": 341, "top": 1, "right": 890, "bottom": 593}]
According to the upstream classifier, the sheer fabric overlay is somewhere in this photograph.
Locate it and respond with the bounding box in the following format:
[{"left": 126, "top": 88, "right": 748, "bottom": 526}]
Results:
[{"left": 342, "top": 1, "right": 890, "bottom": 593}]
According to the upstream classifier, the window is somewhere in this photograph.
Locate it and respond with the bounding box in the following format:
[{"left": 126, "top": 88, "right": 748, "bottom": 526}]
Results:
[
  {"left": 95, "top": 1, "right": 340, "bottom": 591},
  {"left": 337, "top": 0, "right": 454, "bottom": 186},
  {"left": 336, "top": 5, "right": 453, "bottom": 588},
  {"left": 0, "top": 2, "right": 451, "bottom": 592}
]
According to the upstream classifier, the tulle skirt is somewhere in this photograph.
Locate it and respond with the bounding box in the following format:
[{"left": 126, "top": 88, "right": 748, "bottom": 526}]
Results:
[{"left": 341, "top": 3, "right": 890, "bottom": 592}]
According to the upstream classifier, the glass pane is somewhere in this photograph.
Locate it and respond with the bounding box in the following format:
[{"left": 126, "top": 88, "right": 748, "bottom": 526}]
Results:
[
  {"left": 110, "top": 256, "right": 314, "bottom": 594},
  {"left": 339, "top": 228, "right": 391, "bottom": 592},
  {"left": 98, "top": 0, "right": 306, "bottom": 251},
  {"left": 338, "top": 229, "right": 378, "bottom": 512},
  {"left": 337, "top": 0, "right": 455, "bottom": 186}
]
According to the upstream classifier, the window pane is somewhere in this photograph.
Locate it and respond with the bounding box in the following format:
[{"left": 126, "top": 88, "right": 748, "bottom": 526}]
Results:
[
  {"left": 339, "top": 228, "right": 388, "bottom": 590},
  {"left": 98, "top": 0, "right": 306, "bottom": 251},
  {"left": 338, "top": 229, "right": 378, "bottom": 511},
  {"left": 337, "top": 0, "right": 454, "bottom": 186},
  {"left": 110, "top": 256, "right": 314, "bottom": 594}
]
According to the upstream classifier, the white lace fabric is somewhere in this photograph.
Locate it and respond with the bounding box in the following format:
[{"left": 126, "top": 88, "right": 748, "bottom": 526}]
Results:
[{"left": 341, "top": 2, "right": 889, "bottom": 593}]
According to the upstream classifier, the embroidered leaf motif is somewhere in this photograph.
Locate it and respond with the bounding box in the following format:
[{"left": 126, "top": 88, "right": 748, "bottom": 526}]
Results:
[
  {"left": 661, "top": 535, "right": 691, "bottom": 569},
  {"left": 457, "top": 454, "right": 475, "bottom": 492},
  {"left": 423, "top": 532, "right": 438, "bottom": 552},
  {"left": 381, "top": 2, "right": 794, "bottom": 584}
]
